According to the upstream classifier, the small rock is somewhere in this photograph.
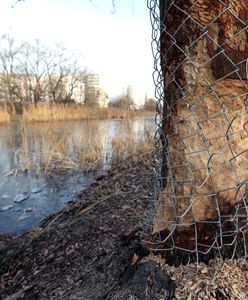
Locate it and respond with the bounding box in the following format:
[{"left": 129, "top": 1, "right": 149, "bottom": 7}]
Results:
[
  {"left": 0, "top": 205, "right": 13, "bottom": 211},
  {"left": 14, "top": 207, "right": 23, "bottom": 212},
  {"left": 1, "top": 194, "right": 10, "bottom": 199},
  {"left": 14, "top": 194, "right": 29, "bottom": 203},
  {"left": 18, "top": 212, "right": 29, "bottom": 221},
  {"left": 25, "top": 207, "right": 32, "bottom": 212},
  {"left": 31, "top": 188, "right": 42, "bottom": 194}
]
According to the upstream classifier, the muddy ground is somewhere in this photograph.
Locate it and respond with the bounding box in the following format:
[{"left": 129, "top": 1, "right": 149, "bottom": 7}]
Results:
[
  {"left": 0, "top": 153, "right": 175, "bottom": 299},
  {"left": 1, "top": 153, "right": 248, "bottom": 300}
]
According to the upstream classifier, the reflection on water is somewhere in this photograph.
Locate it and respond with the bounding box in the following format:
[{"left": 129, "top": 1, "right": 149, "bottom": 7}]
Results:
[{"left": 0, "top": 117, "right": 155, "bottom": 235}]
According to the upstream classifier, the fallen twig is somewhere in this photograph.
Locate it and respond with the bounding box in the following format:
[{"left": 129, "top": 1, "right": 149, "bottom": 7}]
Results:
[{"left": 78, "top": 195, "right": 112, "bottom": 215}]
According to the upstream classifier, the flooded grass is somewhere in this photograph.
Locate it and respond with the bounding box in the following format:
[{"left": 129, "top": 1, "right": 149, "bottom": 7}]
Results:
[
  {"left": 22, "top": 103, "right": 154, "bottom": 122},
  {"left": 75, "top": 122, "right": 104, "bottom": 170},
  {"left": 2, "top": 118, "right": 155, "bottom": 173},
  {"left": 24, "top": 121, "right": 154, "bottom": 172},
  {"left": 0, "top": 117, "right": 155, "bottom": 235},
  {"left": 38, "top": 121, "right": 106, "bottom": 171},
  {"left": 0, "top": 104, "right": 10, "bottom": 123},
  {"left": 111, "top": 122, "right": 154, "bottom": 166}
]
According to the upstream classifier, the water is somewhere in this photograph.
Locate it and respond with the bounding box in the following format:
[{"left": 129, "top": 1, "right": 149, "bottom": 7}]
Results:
[{"left": 0, "top": 117, "right": 155, "bottom": 235}]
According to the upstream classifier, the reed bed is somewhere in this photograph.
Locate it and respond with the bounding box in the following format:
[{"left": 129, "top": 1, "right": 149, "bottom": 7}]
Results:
[
  {"left": 7, "top": 119, "right": 154, "bottom": 173},
  {"left": 22, "top": 104, "right": 153, "bottom": 122},
  {"left": 111, "top": 121, "right": 154, "bottom": 166},
  {"left": 74, "top": 120, "right": 104, "bottom": 170},
  {"left": 0, "top": 105, "right": 10, "bottom": 123}
]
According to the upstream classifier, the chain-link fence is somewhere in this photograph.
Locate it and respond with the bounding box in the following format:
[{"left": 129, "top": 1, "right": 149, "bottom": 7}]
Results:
[{"left": 143, "top": 0, "right": 248, "bottom": 263}]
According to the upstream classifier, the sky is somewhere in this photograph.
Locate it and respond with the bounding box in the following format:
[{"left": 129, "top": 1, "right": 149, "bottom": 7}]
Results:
[{"left": 0, "top": 0, "right": 155, "bottom": 103}]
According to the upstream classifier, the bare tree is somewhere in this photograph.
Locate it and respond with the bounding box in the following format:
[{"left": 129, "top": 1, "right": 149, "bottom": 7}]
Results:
[
  {"left": 109, "top": 86, "right": 135, "bottom": 110},
  {"left": 44, "top": 46, "right": 70, "bottom": 104},
  {"left": 20, "top": 39, "right": 50, "bottom": 104},
  {"left": 0, "top": 34, "right": 24, "bottom": 105},
  {"left": 143, "top": 97, "right": 156, "bottom": 111},
  {"left": 61, "top": 58, "right": 85, "bottom": 104},
  {"left": 19, "top": 40, "right": 85, "bottom": 104}
]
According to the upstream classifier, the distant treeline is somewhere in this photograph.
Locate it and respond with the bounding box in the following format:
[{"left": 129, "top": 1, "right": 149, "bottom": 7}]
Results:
[{"left": 0, "top": 34, "right": 87, "bottom": 106}]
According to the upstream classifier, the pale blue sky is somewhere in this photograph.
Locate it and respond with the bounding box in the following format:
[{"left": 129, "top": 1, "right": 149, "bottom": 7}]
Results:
[{"left": 0, "top": 0, "right": 154, "bottom": 102}]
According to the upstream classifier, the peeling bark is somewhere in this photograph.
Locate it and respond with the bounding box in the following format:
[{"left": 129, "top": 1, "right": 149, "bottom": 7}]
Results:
[{"left": 151, "top": 0, "right": 248, "bottom": 253}]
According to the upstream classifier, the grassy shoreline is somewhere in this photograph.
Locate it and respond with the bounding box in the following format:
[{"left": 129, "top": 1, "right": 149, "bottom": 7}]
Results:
[
  {"left": 1, "top": 152, "right": 247, "bottom": 299},
  {"left": 0, "top": 103, "right": 154, "bottom": 123},
  {"left": 0, "top": 152, "right": 156, "bottom": 298}
]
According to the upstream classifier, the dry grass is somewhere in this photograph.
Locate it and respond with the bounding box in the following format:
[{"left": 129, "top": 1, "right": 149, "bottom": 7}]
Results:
[
  {"left": 22, "top": 104, "right": 153, "bottom": 122},
  {"left": 111, "top": 122, "right": 154, "bottom": 166},
  {"left": 0, "top": 105, "right": 10, "bottom": 123},
  {"left": 15, "top": 121, "right": 106, "bottom": 172},
  {"left": 9, "top": 119, "right": 154, "bottom": 173},
  {"left": 39, "top": 129, "right": 72, "bottom": 172},
  {"left": 40, "top": 130, "right": 101, "bottom": 172},
  {"left": 75, "top": 121, "right": 104, "bottom": 170}
]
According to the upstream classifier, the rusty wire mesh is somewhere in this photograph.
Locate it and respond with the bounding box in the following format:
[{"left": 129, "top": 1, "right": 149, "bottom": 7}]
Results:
[{"left": 143, "top": 0, "right": 248, "bottom": 262}]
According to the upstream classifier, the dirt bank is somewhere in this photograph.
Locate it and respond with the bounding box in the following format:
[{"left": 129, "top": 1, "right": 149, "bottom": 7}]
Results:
[
  {"left": 0, "top": 153, "right": 175, "bottom": 299},
  {"left": 0, "top": 153, "right": 248, "bottom": 300}
]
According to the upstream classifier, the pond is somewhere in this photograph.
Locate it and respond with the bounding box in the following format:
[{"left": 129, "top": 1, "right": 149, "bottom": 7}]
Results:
[{"left": 0, "top": 117, "right": 155, "bottom": 235}]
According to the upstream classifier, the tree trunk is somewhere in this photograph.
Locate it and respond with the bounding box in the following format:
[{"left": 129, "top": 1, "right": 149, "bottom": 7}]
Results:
[{"left": 150, "top": 0, "right": 248, "bottom": 255}]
